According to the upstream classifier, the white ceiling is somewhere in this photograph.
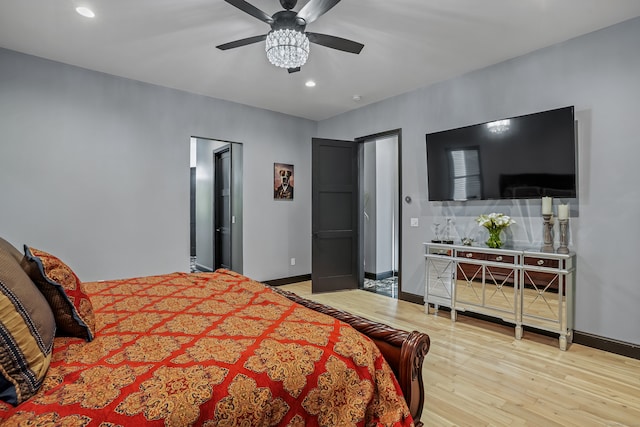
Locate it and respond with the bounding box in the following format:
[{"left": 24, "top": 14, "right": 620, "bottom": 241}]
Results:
[{"left": 2, "top": 0, "right": 640, "bottom": 121}]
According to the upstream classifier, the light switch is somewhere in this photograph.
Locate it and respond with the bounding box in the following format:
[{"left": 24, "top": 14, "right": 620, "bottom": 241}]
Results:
[{"left": 410, "top": 218, "right": 419, "bottom": 227}]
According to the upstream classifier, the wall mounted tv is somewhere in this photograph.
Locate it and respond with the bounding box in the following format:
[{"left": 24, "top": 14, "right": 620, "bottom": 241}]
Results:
[{"left": 426, "top": 106, "right": 576, "bottom": 201}]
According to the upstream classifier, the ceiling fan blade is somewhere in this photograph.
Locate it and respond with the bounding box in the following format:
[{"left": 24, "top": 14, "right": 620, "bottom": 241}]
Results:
[
  {"left": 306, "top": 32, "right": 364, "bottom": 54},
  {"left": 224, "top": 0, "right": 273, "bottom": 24},
  {"left": 288, "top": 67, "right": 301, "bottom": 74},
  {"left": 297, "top": 0, "right": 341, "bottom": 24},
  {"left": 216, "top": 34, "right": 267, "bottom": 50}
]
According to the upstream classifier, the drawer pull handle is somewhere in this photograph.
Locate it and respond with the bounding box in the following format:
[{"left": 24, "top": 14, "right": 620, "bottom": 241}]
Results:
[
  {"left": 496, "top": 256, "right": 503, "bottom": 261},
  {"left": 466, "top": 253, "right": 473, "bottom": 258},
  {"left": 537, "top": 260, "right": 544, "bottom": 266}
]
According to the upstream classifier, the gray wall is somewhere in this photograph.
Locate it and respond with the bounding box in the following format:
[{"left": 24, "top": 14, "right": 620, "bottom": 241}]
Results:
[
  {"left": 318, "top": 17, "right": 640, "bottom": 345},
  {"left": 0, "top": 48, "right": 315, "bottom": 282}
]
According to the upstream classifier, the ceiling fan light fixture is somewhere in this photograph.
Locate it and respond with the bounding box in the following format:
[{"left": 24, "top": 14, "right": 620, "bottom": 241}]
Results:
[{"left": 265, "top": 29, "right": 309, "bottom": 69}]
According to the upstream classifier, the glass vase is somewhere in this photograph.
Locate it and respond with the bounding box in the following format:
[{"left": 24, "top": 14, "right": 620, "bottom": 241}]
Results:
[{"left": 486, "top": 228, "right": 504, "bottom": 249}]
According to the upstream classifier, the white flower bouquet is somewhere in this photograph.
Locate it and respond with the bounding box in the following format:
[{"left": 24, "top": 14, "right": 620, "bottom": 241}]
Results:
[{"left": 476, "top": 213, "right": 515, "bottom": 248}]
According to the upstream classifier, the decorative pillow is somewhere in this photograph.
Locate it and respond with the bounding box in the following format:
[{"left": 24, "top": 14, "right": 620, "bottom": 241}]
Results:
[
  {"left": 21, "top": 246, "right": 95, "bottom": 342},
  {"left": 0, "top": 237, "right": 23, "bottom": 263},
  {"left": 0, "top": 240, "right": 55, "bottom": 406}
]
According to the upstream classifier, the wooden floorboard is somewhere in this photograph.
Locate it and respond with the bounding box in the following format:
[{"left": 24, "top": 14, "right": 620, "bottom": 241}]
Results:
[{"left": 280, "top": 281, "right": 640, "bottom": 427}]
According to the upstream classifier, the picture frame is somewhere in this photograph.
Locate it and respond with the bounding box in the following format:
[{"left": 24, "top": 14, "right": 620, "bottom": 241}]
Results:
[{"left": 274, "top": 163, "right": 294, "bottom": 200}]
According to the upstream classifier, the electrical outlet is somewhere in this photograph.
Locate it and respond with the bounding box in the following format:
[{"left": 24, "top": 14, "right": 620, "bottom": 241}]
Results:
[
  {"left": 290, "top": 258, "right": 296, "bottom": 266},
  {"left": 410, "top": 218, "right": 419, "bottom": 227}
]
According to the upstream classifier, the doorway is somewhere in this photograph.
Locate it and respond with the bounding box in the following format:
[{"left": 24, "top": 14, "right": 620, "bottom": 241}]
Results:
[
  {"left": 190, "top": 137, "right": 243, "bottom": 273},
  {"left": 310, "top": 131, "right": 403, "bottom": 299},
  {"left": 359, "top": 131, "right": 400, "bottom": 298}
]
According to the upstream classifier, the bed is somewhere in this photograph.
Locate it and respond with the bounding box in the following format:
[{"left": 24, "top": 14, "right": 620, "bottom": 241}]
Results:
[{"left": 0, "top": 241, "right": 430, "bottom": 426}]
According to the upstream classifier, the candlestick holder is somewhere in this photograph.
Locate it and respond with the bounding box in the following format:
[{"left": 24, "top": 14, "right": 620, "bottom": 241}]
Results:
[
  {"left": 557, "top": 218, "right": 569, "bottom": 254},
  {"left": 541, "top": 214, "right": 554, "bottom": 253}
]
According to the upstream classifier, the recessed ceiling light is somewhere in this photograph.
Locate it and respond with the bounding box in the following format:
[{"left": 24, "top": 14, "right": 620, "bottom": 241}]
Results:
[
  {"left": 352, "top": 95, "right": 362, "bottom": 102},
  {"left": 76, "top": 7, "right": 95, "bottom": 18},
  {"left": 305, "top": 80, "right": 316, "bottom": 88}
]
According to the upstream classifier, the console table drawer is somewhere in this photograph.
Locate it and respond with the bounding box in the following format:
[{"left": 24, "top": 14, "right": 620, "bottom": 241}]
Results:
[
  {"left": 523, "top": 257, "right": 559, "bottom": 269},
  {"left": 457, "top": 251, "right": 514, "bottom": 264},
  {"left": 486, "top": 254, "right": 515, "bottom": 264},
  {"left": 457, "top": 251, "right": 486, "bottom": 261}
]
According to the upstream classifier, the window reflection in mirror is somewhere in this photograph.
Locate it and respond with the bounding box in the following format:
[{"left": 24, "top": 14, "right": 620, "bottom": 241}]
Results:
[{"left": 448, "top": 148, "right": 481, "bottom": 201}]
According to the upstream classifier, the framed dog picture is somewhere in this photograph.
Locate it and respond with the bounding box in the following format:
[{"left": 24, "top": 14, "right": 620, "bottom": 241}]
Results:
[{"left": 274, "top": 163, "right": 294, "bottom": 200}]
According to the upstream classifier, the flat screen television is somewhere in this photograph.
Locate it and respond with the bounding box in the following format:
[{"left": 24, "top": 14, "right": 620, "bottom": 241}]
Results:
[{"left": 426, "top": 106, "right": 576, "bottom": 201}]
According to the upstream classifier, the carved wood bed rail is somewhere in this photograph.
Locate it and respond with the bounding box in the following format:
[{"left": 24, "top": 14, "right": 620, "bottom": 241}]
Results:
[{"left": 271, "top": 287, "right": 431, "bottom": 426}]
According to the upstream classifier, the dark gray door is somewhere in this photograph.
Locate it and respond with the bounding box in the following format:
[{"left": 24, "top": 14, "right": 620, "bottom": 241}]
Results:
[
  {"left": 214, "top": 147, "right": 231, "bottom": 270},
  {"left": 312, "top": 138, "right": 360, "bottom": 293}
]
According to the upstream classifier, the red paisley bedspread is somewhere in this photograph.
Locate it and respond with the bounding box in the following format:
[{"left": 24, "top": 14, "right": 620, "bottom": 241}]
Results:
[{"left": 0, "top": 269, "right": 413, "bottom": 426}]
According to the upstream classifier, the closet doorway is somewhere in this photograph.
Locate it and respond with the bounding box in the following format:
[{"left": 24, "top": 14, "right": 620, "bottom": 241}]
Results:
[
  {"left": 190, "top": 137, "right": 243, "bottom": 273},
  {"left": 359, "top": 131, "right": 400, "bottom": 298}
]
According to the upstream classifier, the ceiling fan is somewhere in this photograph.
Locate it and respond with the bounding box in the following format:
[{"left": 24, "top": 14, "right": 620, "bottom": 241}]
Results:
[{"left": 216, "top": 0, "right": 364, "bottom": 73}]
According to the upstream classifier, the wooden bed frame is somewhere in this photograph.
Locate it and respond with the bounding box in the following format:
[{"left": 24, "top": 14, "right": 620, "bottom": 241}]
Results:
[{"left": 272, "top": 287, "right": 431, "bottom": 427}]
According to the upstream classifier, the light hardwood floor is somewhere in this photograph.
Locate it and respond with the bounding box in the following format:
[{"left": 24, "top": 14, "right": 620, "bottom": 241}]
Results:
[{"left": 280, "top": 282, "right": 640, "bottom": 427}]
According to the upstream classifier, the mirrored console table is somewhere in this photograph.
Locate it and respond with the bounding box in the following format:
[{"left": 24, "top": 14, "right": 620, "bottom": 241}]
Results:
[{"left": 424, "top": 243, "right": 575, "bottom": 350}]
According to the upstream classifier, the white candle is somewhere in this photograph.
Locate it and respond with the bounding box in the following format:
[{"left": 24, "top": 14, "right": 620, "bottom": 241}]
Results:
[
  {"left": 558, "top": 203, "right": 569, "bottom": 220},
  {"left": 542, "top": 197, "right": 553, "bottom": 215}
]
